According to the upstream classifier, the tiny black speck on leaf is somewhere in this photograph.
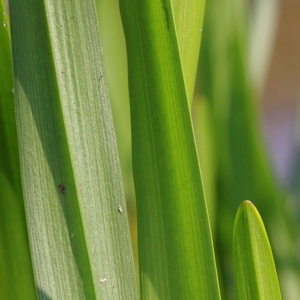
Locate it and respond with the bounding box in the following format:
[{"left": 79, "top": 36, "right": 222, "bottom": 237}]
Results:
[{"left": 58, "top": 184, "right": 65, "bottom": 195}]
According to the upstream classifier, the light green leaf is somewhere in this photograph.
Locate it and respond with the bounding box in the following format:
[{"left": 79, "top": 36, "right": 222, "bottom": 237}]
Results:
[
  {"left": 171, "top": 0, "right": 206, "bottom": 104},
  {"left": 234, "top": 200, "right": 282, "bottom": 300},
  {"left": 9, "top": 0, "right": 137, "bottom": 299},
  {"left": 192, "top": 96, "right": 216, "bottom": 235},
  {"left": 120, "top": 0, "right": 220, "bottom": 299}
]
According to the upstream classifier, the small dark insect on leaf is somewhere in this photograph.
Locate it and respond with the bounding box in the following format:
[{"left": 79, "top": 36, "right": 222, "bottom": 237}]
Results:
[{"left": 58, "top": 184, "right": 65, "bottom": 195}]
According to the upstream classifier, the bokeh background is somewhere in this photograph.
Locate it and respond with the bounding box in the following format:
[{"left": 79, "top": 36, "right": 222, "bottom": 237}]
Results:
[{"left": 261, "top": 0, "right": 300, "bottom": 188}]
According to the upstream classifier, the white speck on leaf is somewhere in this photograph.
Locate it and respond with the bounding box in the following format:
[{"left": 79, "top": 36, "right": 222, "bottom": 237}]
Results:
[
  {"left": 117, "top": 205, "right": 123, "bottom": 214},
  {"left": 100, "top": 278, "right": 106, "bottom": 284}
]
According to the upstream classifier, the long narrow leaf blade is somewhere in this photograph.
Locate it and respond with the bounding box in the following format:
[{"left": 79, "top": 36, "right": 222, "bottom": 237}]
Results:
[
  {"left": 171, "top": 0, "right": 206, "bottom": 104},
  {"left": 0, "top": 1, "right": 35, "bottom": 298},
  {"left": 9, "top": 0, "right": 137, "bottom": 298},
  {"left": 234, "top": 200, "right": 282, "bottom": 300},
  {"left": 120, "top": 1, "right": 220, "bottom": 299}
]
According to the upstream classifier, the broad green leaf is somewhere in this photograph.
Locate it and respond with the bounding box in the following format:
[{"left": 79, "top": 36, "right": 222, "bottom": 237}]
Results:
[
  {"left": 234, "top": 200, "right": 282, "bottom": 300},
  {"left": 120, "top": 1, "right": 220, "bottom": 299},
  {"left": 0, "top": 1, "right": 35, "bottom": 298},
  {"left": 9, "top": 0, "right": 137, "bottom": 299}
]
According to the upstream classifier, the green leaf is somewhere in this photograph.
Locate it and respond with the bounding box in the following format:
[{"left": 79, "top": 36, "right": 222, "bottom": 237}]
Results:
[
  {"left": 9, "top": 0, "right": 137, "bottom": 299},
  {"left": 171, "top": 0, "right": 206, "bottom": 104},
  {"left": 95, "top": 0, "right": 134, "bottom": 203},
  {"left": 0, "top": 173, "right": 36, "bottom": 299},
  {"left": 234, "top": 200, "right": 282, "bottom": 300},
  {"left": 192, "top": 97, "right": 217, "bottom": 235},
  {"left": 0, "top": 1, "right": 36, "bottom": 298},
  {"left": 120, "top": 0, "right": 220, "bottom": 299},
  {"left": 0, "top": 0, "right": 20, "bottom": 187}
]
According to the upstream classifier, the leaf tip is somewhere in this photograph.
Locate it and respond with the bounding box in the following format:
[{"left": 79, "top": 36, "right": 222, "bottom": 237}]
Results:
[
  {"left": 236, "top": 200, "right": 261, "bottom": 225},
  {"left": 241, "top": 199, "right": 253, "bottom": 206}
]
